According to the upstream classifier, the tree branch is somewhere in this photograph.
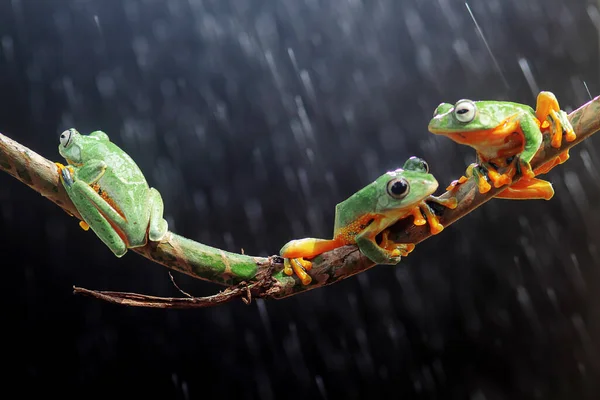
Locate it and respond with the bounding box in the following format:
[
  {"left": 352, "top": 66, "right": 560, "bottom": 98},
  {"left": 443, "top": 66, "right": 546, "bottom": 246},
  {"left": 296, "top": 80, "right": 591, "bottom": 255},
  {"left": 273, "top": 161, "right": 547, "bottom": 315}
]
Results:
[{"left": 1, "top": 95, "right": 599, "bottom": 306}]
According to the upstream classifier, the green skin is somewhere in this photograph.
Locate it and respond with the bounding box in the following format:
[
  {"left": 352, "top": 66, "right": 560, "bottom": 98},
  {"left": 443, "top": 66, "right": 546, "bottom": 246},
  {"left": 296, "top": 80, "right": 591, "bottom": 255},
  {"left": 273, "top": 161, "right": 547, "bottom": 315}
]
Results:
[
  {"left": 58, "top": 129, "right": 168, "bottom": 257},
  {"left": 428, "top": 100, "right": 543, "bottom": 164},
  {"left": 280, "top": 157, "right": 439, "bottom": 265}
]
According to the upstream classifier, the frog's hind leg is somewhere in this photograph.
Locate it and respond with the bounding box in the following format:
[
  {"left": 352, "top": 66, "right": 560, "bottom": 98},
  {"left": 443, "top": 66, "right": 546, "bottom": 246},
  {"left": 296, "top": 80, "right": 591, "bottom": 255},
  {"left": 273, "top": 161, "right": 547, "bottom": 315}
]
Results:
[
  {"left": 494, "top": 177, "right": 554, "bottom": 200},
  {"left": 534, "top": 151, "right": 570, "bottom": 176},
  {"left": 535, "top": 91, "right": 576, "bottom": 148},
  {"left": 68, "top": 181, "right": 129, "bottom": 257},
  {"left": 280, "top": 238, "right": 343, "bottom": 285},
  {"left": 147, "top": 187, "right": 169, "bottom": 242}
]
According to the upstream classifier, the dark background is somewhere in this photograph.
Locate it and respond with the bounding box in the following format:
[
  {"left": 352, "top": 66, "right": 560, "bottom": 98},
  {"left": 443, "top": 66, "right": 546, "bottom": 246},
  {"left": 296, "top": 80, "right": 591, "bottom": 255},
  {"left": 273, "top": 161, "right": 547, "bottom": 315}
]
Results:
[{"left": 1, "top": 0, "right": 600, "bottom": 398}]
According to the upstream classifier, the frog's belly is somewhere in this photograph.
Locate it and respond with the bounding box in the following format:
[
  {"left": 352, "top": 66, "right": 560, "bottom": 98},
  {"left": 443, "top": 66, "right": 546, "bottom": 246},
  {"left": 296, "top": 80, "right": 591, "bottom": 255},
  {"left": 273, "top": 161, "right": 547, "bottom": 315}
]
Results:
[{"left": 448, "top": 129, "right": 524, "bottom": 163}]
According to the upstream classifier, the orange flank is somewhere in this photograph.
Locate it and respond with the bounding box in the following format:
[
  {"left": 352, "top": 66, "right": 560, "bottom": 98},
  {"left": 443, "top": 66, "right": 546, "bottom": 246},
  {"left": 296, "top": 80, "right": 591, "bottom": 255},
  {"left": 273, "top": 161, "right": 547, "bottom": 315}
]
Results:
[
  {"left": 91, "top": 183, "right": 127, "bottom": 220},
  {"left": 93, "top": 203, "right": 131, "bottom": 246},
  {"left": 334, "top": 213, "right": 377, "bottom": 245},
  {"left": 443, "top": 116, "right": 530, "bottom": 163}
]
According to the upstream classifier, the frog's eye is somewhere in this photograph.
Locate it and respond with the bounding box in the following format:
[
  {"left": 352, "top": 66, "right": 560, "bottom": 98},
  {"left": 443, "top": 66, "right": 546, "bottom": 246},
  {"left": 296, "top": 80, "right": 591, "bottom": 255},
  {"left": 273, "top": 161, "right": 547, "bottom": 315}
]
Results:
[
  {"left": 454, "top": 100, "right": 476, "bottom": 123},
  {"left": 59, "top": 129, "right": 74, "bottom": 147},
  {"left": 387, "top": 178, "right": 410, "bottom": 199},
  {"left": 403, "top": 156, "right": 429, "bottom": 173}
]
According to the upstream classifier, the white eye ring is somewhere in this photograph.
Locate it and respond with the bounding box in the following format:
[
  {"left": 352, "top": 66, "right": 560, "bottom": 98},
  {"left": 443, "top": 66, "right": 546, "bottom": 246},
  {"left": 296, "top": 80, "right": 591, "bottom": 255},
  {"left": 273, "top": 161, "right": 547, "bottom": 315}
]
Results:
[
  {"left": 386, "top": 178, "right": 410, "bottom": 199},
  {"left": 454, "top": 100, "right": 477, "bottom": 123},
  {"left": 59, "top": 129, "right": 73, "bottom": 147}
]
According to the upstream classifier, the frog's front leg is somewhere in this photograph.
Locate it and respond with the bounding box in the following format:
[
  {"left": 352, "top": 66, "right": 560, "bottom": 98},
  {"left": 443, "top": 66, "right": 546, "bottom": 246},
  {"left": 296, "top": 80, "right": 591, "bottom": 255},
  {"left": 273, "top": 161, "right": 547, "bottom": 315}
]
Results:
[
  {"left": 378, "top": 230, "right": 415, "bottom": 258},
  {"left": 75, "top": 160, "right": 108, "bottom": 185},
  {"left": 355, "top": 219, "right": 402, "bottom": 265},
  {"left": 147, "top": 187, "right": 169, "bottom": 242},
  {"left": 280, "top": 238, "right": 342, "bottom": 285},
  {"left": 416, "top": 195, "right": 457, "bottom": 235}
]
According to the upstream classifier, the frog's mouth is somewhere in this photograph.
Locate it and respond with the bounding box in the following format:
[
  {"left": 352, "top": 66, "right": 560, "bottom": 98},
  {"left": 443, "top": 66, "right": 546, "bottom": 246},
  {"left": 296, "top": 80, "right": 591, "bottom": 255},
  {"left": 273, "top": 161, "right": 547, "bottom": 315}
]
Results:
[
  {"left": 432, "top": 130, "right": 472, "bottom": 145},
  {"left": 65, "top": 158, "right": 84, "bottom": 167}
]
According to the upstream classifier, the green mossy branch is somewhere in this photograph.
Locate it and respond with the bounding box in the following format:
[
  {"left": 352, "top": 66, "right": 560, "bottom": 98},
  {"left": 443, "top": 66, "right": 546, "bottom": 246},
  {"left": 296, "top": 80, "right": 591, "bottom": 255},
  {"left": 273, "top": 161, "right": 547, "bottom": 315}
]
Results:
[{"left": 1, "top": 95, "right": 599, "bottom": 307}]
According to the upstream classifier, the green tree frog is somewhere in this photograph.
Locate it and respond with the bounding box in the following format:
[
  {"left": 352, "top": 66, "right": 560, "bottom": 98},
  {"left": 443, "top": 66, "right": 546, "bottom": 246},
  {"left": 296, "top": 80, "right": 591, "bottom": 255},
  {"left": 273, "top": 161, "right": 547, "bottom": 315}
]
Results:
[
  {"left": 55, "top": 128, "right": 168, "bottom": 257},
  {"left": 428, "top": 91, "right": 575, "bottom": 200},
  {"left": 280, "top": 157, "right": 457, "bottom": 285}
]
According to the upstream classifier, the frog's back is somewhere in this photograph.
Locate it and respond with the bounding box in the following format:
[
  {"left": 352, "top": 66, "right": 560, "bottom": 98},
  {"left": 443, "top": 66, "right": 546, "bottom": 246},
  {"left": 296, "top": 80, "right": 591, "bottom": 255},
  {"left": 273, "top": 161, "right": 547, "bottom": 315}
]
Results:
[
  {"left": 475, "top": 100, "right": 535, "bottom": 116},
  {"left": 91, "top": 141, "right": 151, "bottom": 231}
]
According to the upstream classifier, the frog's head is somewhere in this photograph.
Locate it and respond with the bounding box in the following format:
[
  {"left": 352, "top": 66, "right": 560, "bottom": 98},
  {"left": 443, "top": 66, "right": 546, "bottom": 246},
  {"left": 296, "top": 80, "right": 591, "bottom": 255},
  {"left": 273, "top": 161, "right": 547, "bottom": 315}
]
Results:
[
  {"left": 374, "top": 157, "right": 439, "bottom": 212},
  {"left": 58, "top": 128, "right": 109, "bottom": 165},
  {"left": 58, "top": 128, "right": 87, "bottom": 165},
  {"left": 428, "top": 99, "right": 501, "bottom": 144}
]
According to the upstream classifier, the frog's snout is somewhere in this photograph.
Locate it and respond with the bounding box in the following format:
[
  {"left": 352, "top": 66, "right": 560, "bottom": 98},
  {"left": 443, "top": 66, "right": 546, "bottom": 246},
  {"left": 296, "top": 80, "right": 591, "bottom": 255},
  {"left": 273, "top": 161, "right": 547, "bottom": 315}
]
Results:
[{"left": 424, "top": 178, "right": 439, "bottom": 195}]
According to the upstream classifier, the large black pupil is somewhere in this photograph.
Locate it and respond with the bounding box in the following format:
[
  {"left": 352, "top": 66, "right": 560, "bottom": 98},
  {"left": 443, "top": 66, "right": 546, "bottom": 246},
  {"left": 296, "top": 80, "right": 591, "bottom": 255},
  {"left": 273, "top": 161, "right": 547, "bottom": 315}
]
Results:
[
  {"left": 457, "top": 108, "right": 468, "bottom": 114},
  {"left": 390, "top": 180, "right": 408, "bottom": 195}
]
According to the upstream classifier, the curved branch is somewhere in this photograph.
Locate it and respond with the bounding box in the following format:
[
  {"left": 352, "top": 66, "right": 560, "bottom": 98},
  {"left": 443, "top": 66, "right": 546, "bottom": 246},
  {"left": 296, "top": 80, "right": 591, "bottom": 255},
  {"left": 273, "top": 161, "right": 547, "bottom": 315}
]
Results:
[{"left": 1, "top": 95, "right": 599, "bottom": 305}]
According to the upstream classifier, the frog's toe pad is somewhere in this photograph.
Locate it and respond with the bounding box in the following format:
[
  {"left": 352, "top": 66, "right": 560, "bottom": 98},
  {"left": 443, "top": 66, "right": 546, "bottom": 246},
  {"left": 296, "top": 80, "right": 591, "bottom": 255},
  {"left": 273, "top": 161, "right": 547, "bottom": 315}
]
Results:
[
  {"left": 477, "top": 177, "right": 492, "bottom": 194},
  {"left": 56, "top": 163, "right": 75, "bottom": 186},
  {"left": 148, "top": 219, "right": 169, "bottom": 242},
  {"left": 79, "top": 221, "right": 90, "bottom": 231},
  {"left": 394, "top": 243, "right": 416, "bottom": 257},
  {"left": 283, "top": 258, "right": 313, "bottom": 285}
]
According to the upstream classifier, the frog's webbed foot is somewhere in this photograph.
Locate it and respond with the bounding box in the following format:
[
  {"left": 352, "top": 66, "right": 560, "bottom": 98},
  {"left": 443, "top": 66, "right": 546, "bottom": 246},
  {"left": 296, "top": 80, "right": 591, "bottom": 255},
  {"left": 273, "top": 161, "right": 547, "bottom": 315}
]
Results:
[
  {"left": 147, "top": 187, "right": 169, "bottom": 242},
  {"left": 280, "top": 238, "right": 343, "bottom": 285},
  {"left": 446, "top": 175, "right": 469, "bottom": 191},
  {"left": 55, "top": 162, "right": 75, "bottom": 187},
  {"left": 481, "top": 161, "right": 514, "bottom": 188},
  {"left": 495, "top": 177, "right": 554, "bottom": 200},
  {"left": 468, "top": 164, "right": 492, "bottom": 194},
  {"left": 535, "top": 91, "right": 576, "bottom": 148},
  {"left": 283, "top": 257, "right": 313, "bottom": 285},
  {"left": 501, "top": 156, "right": 535, "bottom": 181},
  {"left": 378, "top": 230, "right": 415, "bottom": 258},
  {"left": 534, "top": 151, "right": 570, "bottom": 176},
  {"left": 547, "top": 109, "right": 576, "bottom": 148},
  {"left": 415, "top": 195, "right": 457, "bottom": 235},
  {"left": 356, "top": 232, "right": 403, "bottom": 265}
]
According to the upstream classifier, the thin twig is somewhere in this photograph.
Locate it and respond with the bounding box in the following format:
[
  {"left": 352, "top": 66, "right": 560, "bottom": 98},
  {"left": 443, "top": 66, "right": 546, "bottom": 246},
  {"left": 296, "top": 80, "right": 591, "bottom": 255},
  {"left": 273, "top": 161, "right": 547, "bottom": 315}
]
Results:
[
  {"left": 72, "top": 285, "right": 252, "bottom": 309},
  {"left": 168, "top": 272, "right": 194, "bottom": 298}
]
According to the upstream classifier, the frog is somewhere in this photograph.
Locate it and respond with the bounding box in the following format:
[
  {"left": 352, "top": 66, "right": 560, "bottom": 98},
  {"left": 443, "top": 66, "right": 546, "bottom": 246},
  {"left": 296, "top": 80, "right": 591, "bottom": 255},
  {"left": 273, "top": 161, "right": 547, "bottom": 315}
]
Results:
[
  {"left": 55, "top": 128, "right": 169, "bottom": 257},
  {"left": 428, "top": 91, "right": 575, "bottom": 200},
  {"left": 279, "top": 157, "right": 457, "bottom": 285}
]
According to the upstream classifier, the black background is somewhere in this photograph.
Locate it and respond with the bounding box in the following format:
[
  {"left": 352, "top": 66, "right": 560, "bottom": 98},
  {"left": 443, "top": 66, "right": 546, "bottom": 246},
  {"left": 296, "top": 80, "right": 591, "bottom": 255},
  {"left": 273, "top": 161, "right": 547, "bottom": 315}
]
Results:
[{"left": 1, "top": 0, "right": 600, "bottom": 398}]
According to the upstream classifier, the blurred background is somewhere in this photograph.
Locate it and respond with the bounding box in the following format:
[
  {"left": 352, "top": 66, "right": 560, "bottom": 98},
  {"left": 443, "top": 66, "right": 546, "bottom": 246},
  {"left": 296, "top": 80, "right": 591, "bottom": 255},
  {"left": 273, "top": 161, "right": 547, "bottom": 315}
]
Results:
[{"left": 1, "top": 0, "right": 599, "bottom": 398}]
